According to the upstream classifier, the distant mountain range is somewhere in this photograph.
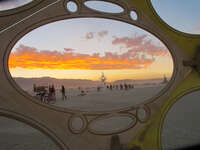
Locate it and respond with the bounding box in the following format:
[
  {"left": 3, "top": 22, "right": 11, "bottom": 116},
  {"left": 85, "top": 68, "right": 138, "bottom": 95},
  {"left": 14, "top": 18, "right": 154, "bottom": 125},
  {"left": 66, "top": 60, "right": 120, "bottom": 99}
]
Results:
[
  {"left": 13, "top": 77, "right": 166, "bottom": 91},
  {"left": 13, "top": 77, "right": 101, "bottom": 90}
]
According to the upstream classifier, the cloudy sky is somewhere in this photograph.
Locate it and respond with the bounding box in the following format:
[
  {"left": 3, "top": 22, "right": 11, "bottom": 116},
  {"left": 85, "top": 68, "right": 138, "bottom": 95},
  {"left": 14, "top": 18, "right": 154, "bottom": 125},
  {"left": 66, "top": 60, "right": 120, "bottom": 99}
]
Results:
[
  {"left": 9, "top": 18, "right": 173, "bottom": 81},
  {"left": 5, "top": 0, "right": 199, "bottom": 81}
]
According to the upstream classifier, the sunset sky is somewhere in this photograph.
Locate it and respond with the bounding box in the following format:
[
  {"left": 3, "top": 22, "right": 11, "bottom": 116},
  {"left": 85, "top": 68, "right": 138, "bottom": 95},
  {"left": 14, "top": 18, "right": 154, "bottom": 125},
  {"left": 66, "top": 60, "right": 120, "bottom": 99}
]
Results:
[
  {"left": 5, "top": 0, "right": 200, "bottom": 81},
  {"left": 9, "top": 18, "right": 173, "bottom": 82}
]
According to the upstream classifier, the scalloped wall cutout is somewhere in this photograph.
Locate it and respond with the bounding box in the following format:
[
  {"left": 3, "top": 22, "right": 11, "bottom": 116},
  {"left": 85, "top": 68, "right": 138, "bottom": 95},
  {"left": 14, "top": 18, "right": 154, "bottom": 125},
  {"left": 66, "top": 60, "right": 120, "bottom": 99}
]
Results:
[
  {"left": 162, "top": 91, "right": 200, "bottom": 150},
  {"left": 0, "top": 0, "right": 33, "bottom": 11},
  {"left": 8, "top": 18, "right": 174, "bottom": 112},
  {"left": 151, "top": 0, "right": 200, "bottom": 35},
  {"left": 0, "top": 116, "right": 60, "bottom": 150}
]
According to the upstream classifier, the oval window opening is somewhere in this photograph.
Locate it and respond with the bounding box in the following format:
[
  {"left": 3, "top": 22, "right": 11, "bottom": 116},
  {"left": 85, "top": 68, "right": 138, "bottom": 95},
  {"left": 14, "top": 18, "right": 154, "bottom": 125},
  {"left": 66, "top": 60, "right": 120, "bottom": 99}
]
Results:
[
  {"left": 66, "top": 1, "right": 78, "bottom": 13},
  {"left": 84, "top": 1, "right": 124, "bottom": 13},
  {"left": 0, "top": 0, "right": 33, "bottom": 11},
  {"left": 0, "top": 116, "right": 61, "bottom": 149},
  {"left": 151, "top": 0, "right": 200, "bottom": 34},
  {"left": 162, "top": 91, "right": 200, "bottom": 150},
  {"left": 9, "top": 18, "right": 174, "bottom": 112}
]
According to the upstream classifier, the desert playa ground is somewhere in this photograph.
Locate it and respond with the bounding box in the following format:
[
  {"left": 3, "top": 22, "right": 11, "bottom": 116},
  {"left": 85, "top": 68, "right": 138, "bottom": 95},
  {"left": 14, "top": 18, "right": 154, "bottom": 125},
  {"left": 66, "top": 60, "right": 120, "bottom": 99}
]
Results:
[
  {"left": 52, "top": 84, "right": 164, "bottom": 111},
  {"left": 1, "top": 83, "right": 199, "bottom": 150},
  {"left": 0, "top": 83, "right": 162, "bottom": 150}
]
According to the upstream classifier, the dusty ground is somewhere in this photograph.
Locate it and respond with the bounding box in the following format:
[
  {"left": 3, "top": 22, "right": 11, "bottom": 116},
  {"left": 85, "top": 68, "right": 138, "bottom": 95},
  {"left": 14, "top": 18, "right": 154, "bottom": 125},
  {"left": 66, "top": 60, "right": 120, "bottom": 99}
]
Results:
[
  {"left": 52, "top": 85, "right": 164, "bottom": 111},
  {"left": 2, "top": 84, "right": 199, "bottom": 150}
]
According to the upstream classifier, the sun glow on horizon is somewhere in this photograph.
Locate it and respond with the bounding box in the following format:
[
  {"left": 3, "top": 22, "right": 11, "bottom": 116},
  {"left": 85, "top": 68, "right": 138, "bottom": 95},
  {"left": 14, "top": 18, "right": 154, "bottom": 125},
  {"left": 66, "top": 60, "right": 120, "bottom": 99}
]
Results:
[{"left": 8, "top": 18, "right": 174, "bottom": 82}]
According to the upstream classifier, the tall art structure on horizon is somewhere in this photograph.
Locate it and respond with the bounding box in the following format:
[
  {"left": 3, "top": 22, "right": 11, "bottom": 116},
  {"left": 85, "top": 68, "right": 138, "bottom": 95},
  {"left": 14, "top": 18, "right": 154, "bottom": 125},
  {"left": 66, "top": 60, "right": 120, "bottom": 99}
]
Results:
[{"left": 100, "top": 72, "right": 106, "bottom": 86}]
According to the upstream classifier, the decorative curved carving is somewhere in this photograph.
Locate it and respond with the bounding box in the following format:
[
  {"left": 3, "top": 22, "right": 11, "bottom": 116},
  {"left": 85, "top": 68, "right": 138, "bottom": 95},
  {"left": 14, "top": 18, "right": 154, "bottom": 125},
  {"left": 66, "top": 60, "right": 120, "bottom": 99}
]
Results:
[
  {"left": 84, "top": 1, "right": 124, "bottom": 14},
  {"left": 88, "top": 113, "right": 137, "bottom": 135},
  {"left": 0, "top": 0, "right": 195, "bottom": 150},
  {"left": 0, "top": 108, "right": 67, "bottom": 150}
]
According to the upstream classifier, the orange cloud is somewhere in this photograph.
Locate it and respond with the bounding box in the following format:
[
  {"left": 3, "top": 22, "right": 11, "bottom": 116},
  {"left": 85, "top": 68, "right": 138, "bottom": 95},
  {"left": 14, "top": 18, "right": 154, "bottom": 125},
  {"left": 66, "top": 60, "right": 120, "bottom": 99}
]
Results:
[{"left": 9, "top": 45, "right": 155, "bottom": 70}]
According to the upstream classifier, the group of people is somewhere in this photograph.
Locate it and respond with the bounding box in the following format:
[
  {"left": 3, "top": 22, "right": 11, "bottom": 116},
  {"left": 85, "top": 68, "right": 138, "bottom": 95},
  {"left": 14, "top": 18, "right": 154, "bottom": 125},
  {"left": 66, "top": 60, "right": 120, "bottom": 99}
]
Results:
[
  {"left": 33, "top": 82, "right": 135, "bottom": 102},
  {"left": 106, "top": 83, "right": 134, "bottom": 90},
  {"left": 33, "top": 84, "right": 67, "bottom": 103}
]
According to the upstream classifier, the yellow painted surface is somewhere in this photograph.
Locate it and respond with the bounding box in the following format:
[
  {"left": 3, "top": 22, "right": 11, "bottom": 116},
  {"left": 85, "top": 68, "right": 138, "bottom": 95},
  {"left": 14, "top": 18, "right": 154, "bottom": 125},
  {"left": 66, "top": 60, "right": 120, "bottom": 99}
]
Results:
[{"left": 128, "top": 0, "right": 200, "bottom": 150}]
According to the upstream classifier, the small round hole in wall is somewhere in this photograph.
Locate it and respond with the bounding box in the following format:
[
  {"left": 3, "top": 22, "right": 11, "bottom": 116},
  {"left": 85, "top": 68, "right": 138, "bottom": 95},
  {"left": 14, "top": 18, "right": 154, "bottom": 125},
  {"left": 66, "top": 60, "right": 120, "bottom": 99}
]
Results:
[
  {"left": 66, "top": 1, "right": 78, "bottom": 13},
  {"left": 136, "top": 106, "right": 150, "bottom": 122},
  {"left": 69, "top": 116, "right": 85, "bottom": 133},
  {"left": 130, "top": 11, "right": 138, "bottom": 21}
]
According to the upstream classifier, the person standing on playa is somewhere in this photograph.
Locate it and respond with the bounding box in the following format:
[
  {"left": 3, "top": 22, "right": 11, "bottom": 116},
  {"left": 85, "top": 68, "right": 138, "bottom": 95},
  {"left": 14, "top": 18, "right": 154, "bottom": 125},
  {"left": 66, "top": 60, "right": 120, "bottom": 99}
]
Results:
[
  {"left": 124, "top": 83, "right": 128, "bottom": 90},
  {"left": 61, "top": 85, "right": 66, "bottom": 100},
  {"left": 52, "top": 84, "right": 56, "bottom": 96},
  {"left": 33, "top": 84, "right": 36, "bottom": 92},
  {"left": 110, "top": 84, "right": 113, "bottom": 90},
  {"left": 120, "top": 84, "right": 123, "bottom": 90},
  {"left": 116, "top": 84, "right": 119, "bottom": 90}
]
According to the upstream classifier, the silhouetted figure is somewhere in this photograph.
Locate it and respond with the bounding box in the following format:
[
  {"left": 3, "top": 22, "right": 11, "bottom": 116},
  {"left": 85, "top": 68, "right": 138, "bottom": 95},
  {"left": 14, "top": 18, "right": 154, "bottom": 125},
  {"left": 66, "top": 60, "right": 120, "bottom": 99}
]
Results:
[
  {"left": 52, "top": 84, "right": 55, "bottom": 96},
  {"left": 124, "top": 83, "right": 128, "bottom": 90},
  {"left": 49, "top": 85, "right": 53, "bottom": 96},
  {"left": 61, "top": 85, "right": 66, "bottom": 100},
  {"left": 116, "top": 85, "right": 119, "bottom": 90},
  {"left": 33, "top": 85, "right": 47, "bottom": 102},
  {"left": 47, "top": 85, "right": 56, "bottom": 103},
  {"left": 48, "top": 85, "right": 51, "bottom": 94},
  {"left": 120, "top": 84, "right": 123, "bottom": 90},
  {"left": 107, "top": 85, "right": 109, "bottom": 89},
  {"left": 33, "top": 84, "right": 36, "bottom": 92},
  {"left": 110, "top": 135, "right": 121, "bottom": 150},
  {"left": 40, "top": 90, "right": 46, "bottom": 102},
  {"left": 162, "top": 75, "right": 168, "bottom": 84},
  {"left": 97, "top": 86, "right": 100, "bottom": 92},
  {"left": 128, "top": 84, "right": 131, "bottom": 89},
  {"left": 110, "top": 84, "right": 113, "bottom": 90}
]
